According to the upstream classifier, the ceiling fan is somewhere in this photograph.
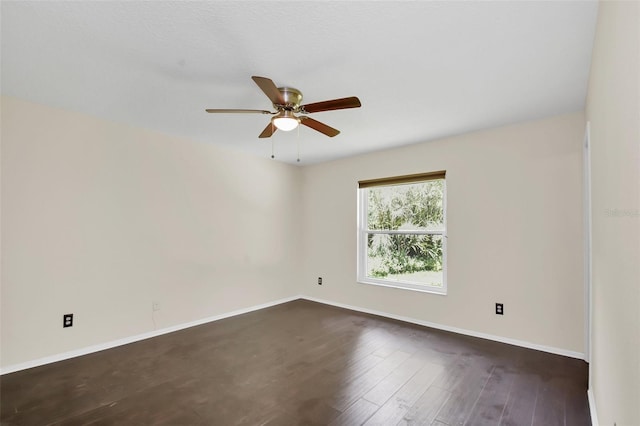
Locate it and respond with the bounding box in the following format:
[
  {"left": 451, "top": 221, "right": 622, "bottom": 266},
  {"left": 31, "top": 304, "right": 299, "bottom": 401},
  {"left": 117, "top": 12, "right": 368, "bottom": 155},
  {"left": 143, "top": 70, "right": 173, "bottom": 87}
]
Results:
[{"left": 206, "top": 76, "right": 361, "bottom": 138}]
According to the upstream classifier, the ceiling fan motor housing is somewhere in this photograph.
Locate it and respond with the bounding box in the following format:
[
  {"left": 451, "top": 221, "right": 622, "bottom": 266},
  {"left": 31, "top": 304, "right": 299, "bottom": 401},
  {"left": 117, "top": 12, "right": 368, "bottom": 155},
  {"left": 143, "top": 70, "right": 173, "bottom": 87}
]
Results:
[{"left": 276, "top": 87, "right": 303, "bottom": 111}]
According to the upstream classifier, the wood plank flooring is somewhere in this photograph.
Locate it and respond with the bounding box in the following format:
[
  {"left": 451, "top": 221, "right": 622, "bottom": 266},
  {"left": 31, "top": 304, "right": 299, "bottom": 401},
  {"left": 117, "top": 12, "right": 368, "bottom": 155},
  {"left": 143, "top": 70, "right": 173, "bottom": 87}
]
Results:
[{"left": 0, "top": 299, "right": 591, "bottom": 425}]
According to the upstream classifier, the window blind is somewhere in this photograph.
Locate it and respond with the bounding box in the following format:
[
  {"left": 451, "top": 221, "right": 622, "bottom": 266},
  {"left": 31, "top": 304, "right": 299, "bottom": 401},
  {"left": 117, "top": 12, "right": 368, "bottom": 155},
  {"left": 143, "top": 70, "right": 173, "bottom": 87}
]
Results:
[{"left": 358, "top": 171, "right": 446, "bottom": 188}]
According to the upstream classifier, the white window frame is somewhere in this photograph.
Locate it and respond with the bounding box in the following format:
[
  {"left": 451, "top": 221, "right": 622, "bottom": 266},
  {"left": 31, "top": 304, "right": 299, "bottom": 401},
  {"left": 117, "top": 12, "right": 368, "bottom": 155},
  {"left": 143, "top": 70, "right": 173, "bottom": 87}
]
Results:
[{"left": 357, "top": 174, "right": 447, "bottom": 295}]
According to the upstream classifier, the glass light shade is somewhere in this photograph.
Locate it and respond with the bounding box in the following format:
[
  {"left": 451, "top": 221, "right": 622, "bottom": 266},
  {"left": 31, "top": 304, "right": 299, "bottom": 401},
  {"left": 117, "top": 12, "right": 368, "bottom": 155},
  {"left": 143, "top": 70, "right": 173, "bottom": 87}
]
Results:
[{"left": 273, "top": 112, "right": 299, "bottom": 131}]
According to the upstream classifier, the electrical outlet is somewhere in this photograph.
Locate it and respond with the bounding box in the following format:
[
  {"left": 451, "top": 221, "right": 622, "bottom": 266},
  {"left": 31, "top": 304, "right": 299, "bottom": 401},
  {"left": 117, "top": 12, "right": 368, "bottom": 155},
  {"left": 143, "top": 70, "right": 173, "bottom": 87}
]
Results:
[
  {"left": 318, "top": 277, "right": 323, "bottom": 285},
  {"left": 152, "top": 302, "right": 160, "bottom": 311},
  {"left": 495, "top": 303, "right": 504, "bottom": 315},
  {"left": 63, "top": 314, "right": 73, "bottom": 328}
]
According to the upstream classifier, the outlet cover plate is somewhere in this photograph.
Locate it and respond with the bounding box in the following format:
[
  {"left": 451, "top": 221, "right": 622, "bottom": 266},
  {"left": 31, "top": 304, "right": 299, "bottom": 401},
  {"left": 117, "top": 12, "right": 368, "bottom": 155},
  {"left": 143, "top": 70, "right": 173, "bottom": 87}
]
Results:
[{"left": 63, "top": 314, "right": 73, "bottom": 328}]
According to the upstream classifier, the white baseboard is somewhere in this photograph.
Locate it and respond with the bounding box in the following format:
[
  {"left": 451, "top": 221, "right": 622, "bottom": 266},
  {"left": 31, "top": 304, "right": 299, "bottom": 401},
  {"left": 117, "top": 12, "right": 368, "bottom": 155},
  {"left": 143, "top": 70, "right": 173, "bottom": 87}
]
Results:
[
  {"left": 0, "top": 295, "right": 301, "bottom": 375},
  {"left": 301, "top": 296, "right": 586, "bottom": 360},
  {"left": 587, "top": 388, "right": 599, "bottom": 426},
  {"left": 2, "top": 294, "right": 585, "bottom": 375}
]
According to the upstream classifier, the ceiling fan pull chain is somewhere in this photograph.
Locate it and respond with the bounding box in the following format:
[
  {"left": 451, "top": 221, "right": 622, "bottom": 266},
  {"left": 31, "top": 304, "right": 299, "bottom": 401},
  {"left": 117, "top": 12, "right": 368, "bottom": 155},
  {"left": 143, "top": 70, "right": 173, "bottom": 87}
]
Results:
[
  {"left": 297, "top": 131, "right": 301, "bottom": 163},
  {"left": 271, "top": 126, "right": 275, "bottom": 159}
]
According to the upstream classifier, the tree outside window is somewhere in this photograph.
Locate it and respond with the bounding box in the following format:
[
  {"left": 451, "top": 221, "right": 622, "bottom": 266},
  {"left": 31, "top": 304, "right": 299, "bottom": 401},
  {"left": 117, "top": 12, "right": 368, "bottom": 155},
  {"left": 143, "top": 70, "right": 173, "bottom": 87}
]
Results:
[{"left": 358, "top": 173, "right": 446, "bottom": 294}]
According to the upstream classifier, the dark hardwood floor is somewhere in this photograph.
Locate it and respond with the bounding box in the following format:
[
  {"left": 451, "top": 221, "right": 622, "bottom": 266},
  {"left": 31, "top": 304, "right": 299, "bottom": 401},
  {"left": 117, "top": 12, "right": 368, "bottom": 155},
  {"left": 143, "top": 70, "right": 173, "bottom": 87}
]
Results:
[{"left": 1, "top": 299, "right": 590, "bottom": 425}]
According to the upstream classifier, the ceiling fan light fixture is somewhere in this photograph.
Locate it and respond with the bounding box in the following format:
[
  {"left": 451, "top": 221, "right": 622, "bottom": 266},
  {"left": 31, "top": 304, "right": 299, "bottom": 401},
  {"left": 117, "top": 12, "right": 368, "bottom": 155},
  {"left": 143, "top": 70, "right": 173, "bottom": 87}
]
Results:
[{"left": 272, "top": 111, "right": 299, "bottom": 131}]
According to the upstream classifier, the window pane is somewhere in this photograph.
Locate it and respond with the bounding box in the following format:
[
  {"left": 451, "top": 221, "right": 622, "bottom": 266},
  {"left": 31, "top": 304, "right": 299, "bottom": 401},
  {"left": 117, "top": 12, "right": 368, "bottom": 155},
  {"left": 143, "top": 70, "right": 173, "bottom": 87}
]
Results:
[
  {"left": 367, "top": 180, "right": 444, "bottom": 231},
  {"left": 366, "top": 233, "right": 444, "bottom": 287}
]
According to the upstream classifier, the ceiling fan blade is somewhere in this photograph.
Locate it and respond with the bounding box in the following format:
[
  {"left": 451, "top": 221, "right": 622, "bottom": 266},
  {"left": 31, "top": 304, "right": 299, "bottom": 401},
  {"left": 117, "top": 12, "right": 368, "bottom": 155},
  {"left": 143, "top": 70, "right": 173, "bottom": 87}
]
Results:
[
  {"left": 258, "top": 122, "right": 277, "bottom": 138},
  {"left": 206, "top": 109, "right": 273, "bottom": 114},
  {"left": 299, "top": 116, "right": 340, "bottom": 137},
  {"left": 301, "top": 96, "right": 361, "bottom": 113},
  {"left": 251, "top": 76, "right": 285, "bottom": 105}
]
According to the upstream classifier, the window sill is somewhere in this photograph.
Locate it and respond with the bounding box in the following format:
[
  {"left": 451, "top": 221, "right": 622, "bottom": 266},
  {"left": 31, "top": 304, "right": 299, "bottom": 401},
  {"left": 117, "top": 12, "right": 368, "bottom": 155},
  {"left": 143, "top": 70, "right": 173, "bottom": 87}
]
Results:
[{"left": 357, "top": 278, "right": 447, "bottom": 296}]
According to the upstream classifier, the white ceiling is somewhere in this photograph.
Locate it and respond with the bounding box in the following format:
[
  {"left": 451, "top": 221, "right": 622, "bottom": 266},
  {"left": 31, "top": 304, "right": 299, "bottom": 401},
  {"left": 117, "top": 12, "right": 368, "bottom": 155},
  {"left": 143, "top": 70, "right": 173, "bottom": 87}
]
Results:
[{"left": 1, "top": 1, "right": 598, "bottom": 165}]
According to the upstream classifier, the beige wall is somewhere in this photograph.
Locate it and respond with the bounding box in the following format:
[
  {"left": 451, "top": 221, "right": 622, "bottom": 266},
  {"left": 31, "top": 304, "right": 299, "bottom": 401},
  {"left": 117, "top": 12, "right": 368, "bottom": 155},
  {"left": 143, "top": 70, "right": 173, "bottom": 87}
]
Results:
[
  {"left": 1, "top": 96, "right": 302, "bottom": 368},
  {"left": 1, "top": 98, "right": 588, "bottom": 370},
  {"left": 301, "top": 113, "right": 586, "bottom": 354},
  {"left": 586, "top": 1, "right": 640, "bottom": 424}
]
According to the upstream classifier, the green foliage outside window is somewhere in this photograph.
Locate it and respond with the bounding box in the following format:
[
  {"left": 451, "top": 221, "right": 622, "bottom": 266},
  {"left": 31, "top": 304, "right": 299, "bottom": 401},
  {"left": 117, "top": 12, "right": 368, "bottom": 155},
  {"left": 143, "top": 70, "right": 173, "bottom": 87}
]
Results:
[{"left": 367, "top": 180, "right": 444, "bottom": 280}]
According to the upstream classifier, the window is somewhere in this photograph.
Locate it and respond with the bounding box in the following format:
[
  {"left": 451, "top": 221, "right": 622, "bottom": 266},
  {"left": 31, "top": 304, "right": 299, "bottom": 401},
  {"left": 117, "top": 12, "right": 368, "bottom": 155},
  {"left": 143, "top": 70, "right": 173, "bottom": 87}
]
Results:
[{"left": 357, "top": 171, "right": 447, "bottom": 294}]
